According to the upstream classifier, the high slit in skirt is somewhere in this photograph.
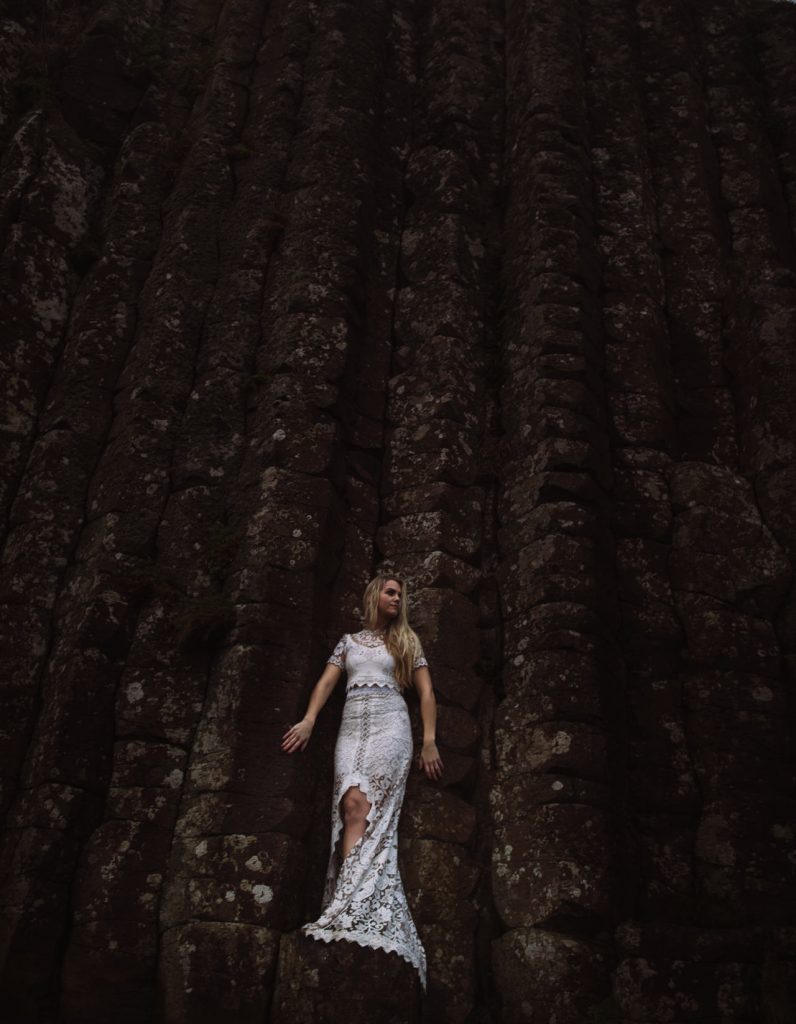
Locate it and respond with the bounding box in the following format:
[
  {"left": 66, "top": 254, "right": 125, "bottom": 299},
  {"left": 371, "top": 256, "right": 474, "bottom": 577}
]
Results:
[{"left": 301, "top": 685, "right": 427, "bottom": 989}]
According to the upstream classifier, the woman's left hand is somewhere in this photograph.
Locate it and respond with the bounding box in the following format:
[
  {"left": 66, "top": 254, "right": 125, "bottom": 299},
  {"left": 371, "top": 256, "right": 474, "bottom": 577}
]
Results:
[{"left": 419, "top": 741, "right": 444, "bottom": 781}]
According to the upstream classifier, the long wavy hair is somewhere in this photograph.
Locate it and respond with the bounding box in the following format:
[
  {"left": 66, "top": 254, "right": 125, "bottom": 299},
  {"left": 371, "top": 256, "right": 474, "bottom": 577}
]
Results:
[{"left": 361, "top": 573, "right": 422, "bottom": 690}]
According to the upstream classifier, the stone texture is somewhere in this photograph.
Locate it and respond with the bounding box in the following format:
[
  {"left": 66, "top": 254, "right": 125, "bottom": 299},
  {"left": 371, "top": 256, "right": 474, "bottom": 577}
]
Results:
[{"left": 0, "top": 1, "right": 795, "bottom": 1023}]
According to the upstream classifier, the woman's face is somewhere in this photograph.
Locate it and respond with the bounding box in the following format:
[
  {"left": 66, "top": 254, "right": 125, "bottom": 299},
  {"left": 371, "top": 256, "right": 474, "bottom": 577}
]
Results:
[{"left": 378, "top": 579, "right": 402, "bottom": 621}]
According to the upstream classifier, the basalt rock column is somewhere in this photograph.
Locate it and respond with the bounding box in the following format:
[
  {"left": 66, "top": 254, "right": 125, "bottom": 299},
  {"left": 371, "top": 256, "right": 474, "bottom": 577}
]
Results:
[
  {"left": 265, "top": 0, "right": 432, "bottom": 1020},
  {"left": 375, "top": 0, "right": 503, "bottom": 1019},
  {"left": 490, "top": 1, "right": 623, "bottom": 1019},
  {"left": 583, "top": 0, "right": 702, "bottom": 976}
]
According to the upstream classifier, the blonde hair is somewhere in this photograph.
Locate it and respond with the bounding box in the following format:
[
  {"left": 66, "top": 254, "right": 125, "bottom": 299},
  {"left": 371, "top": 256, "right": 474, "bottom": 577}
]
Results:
[{"left": 361, "top": 573, "right": 422, "bottom": 690}]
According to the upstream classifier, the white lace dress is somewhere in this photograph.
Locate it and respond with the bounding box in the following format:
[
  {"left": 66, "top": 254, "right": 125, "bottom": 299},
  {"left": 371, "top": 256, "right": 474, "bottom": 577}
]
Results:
[{"left": 301, "top": 628, "right": 428, "bottom": 989}]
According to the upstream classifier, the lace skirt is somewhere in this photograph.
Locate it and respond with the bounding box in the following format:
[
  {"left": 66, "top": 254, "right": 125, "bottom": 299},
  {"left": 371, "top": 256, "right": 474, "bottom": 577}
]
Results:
[{"left": 301, "top": 685, "right": 427, "bottom": 989}]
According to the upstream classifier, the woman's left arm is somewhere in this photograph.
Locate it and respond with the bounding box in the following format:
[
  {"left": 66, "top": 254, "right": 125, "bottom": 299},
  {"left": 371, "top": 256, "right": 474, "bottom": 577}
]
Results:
[{"left": 414, "top": 665, "right": 443, "bottom": 781}]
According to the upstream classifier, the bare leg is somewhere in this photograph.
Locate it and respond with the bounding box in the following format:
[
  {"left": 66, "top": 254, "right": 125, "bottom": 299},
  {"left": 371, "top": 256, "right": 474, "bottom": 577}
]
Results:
[{"left": 340, "top": 785, "right": 372, "bottom": 859}]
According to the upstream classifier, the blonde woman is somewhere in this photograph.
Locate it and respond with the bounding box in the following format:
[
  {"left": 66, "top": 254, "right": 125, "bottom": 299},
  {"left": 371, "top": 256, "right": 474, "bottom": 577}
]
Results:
[{"left": 281, "top": 574, "right": 443, "bottom": 990}]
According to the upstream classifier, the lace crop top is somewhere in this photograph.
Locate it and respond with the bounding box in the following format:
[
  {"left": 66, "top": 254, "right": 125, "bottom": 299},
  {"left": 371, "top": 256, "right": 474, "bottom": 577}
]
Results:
[{"left": 327, "top": 629, "right": 428, "bottom": 694}]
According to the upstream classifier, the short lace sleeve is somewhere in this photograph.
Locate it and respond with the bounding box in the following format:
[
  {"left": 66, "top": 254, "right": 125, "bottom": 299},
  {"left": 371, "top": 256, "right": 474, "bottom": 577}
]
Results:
[
  {"left": 327, "top": 634, "right": 348, "bottom": 669},
  {"left": 413, "top": 642, "right": 428, "bottom": 670}
]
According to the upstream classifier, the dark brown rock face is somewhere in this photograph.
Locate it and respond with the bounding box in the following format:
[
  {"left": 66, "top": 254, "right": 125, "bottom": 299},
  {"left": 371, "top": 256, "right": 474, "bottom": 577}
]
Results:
[{"left": 1, "top": 0, "right": 795, "bottom": 1021}]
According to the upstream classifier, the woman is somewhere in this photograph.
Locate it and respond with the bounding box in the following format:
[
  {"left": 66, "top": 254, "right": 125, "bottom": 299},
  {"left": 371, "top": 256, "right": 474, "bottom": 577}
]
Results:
[{"left": 280, "top": 574, "right": 443, "bottom": 990}]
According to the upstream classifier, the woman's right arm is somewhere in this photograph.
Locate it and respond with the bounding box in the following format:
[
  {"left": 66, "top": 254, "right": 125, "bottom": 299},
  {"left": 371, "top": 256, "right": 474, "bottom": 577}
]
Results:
[{"left": 280, "top": 662, "right": 342, "bottom": 753}]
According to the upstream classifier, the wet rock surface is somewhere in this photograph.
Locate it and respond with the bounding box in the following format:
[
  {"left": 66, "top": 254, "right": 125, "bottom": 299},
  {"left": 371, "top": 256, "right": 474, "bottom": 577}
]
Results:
[{"left": 0, "top": 0, "right": 795, "bottom": 1021}]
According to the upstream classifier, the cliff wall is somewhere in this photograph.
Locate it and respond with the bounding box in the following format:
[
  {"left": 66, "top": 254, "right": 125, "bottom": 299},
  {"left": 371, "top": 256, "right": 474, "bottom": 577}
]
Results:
[{"left": 0, "top": 1, "right": 795, "bottom": 1021}]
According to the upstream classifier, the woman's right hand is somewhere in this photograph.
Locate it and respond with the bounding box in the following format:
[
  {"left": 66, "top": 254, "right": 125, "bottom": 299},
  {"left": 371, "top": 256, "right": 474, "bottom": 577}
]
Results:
[{"left": 281, "top": 718, "right": 314, "bottom": 753}]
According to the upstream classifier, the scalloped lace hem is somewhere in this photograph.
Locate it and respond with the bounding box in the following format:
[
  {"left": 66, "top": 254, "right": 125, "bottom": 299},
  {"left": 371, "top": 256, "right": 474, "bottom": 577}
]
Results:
[
  {"left": 345, "top": 679, "right": 402, "bottom": 694},
  {"left": 300, "top": 923, "right": 427, "bottom": 991}
]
